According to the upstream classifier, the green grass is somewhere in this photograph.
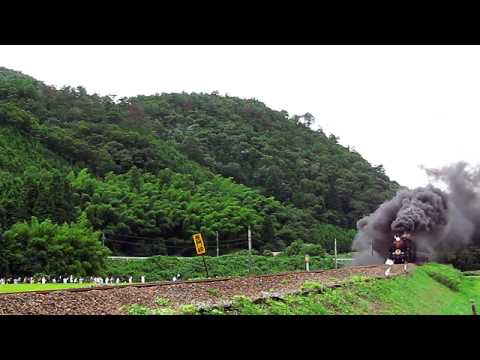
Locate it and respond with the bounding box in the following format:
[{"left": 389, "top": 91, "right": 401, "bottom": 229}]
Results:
[
  {"left": 199, "top": 263, "right": 480, "bottom": 315},
  {"left": 352, "top": 263, "right": 480, "bottom": 315},
  {"left": 0, "top": 283, "right": 93, "bottom": 294}
]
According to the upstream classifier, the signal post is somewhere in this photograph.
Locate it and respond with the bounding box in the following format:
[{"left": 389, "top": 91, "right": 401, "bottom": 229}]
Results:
[{"left": 192, "top": 233, "right": 209, "bottom": 278}]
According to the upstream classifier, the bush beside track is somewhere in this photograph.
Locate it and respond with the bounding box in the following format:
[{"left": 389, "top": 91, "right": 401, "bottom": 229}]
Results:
[{"left": 104, "top": 254, "right": 336, "bottom": 281}]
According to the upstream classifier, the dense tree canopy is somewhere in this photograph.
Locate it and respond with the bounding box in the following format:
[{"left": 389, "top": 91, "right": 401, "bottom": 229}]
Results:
[
  {"left": 0, "top": 215, "right": 109, "bottom": 276},
  {"left": 0, "top": 67, "right": 400, "bottom": 267},
  {"left": 125, "top": 93, "right": 399, "bottom": 228}
]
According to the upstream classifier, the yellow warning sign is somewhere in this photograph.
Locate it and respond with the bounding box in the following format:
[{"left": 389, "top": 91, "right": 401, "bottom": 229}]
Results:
[{"left": 192, "top": 233, "right": 206, "bottom": 255}]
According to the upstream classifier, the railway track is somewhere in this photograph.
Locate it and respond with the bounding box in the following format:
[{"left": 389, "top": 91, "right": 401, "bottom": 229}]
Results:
[
  {"left": 0, "top": 264, "right": 383, "bottom": 296},
  {"left": 0, "top": 264, "right": 412, "bottom": 315}
]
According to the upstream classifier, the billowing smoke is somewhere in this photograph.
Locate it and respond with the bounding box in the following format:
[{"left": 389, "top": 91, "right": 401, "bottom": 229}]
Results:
[{"left": 352, "top": 162, "right": 480, "bottom": 265}]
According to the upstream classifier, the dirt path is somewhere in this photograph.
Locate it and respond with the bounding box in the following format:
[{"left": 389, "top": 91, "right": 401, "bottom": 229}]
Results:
[{"left": 0, "top": 264, "right": 412, "bottom": 315}]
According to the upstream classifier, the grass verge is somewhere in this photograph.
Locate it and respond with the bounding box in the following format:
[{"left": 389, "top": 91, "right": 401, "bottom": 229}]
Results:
[
  {"left": 126, "top": 263, "right": 480, "bottom": 315},
  {"left": 0, "top": 283, "right": 93, "bottom": 294}
]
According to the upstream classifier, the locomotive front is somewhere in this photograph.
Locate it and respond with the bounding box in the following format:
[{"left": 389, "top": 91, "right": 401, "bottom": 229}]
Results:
[{"left": 387, "top": 232, "right": 415, "bottom": 264}]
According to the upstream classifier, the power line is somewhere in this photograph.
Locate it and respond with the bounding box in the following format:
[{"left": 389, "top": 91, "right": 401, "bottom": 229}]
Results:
[
  {"left": 104, "top": 234, "right": 252, "bottom": 258},
  {"left": 105, "top": 235, "right": 248, "bottom": 246},
  {"left": 104, "top": 239, "right": 249, "bottom": 251},
  {"left": 106, "top": 233, "right": 251, "bottom": 242},
  {"left": 106, "top": 234, "right": 165, "bottom": 240},
  {"left": 113, "top": 235, "right": 248, "bottom": 244},
  {"left": 105, "top": 239, "right": 166, "bottom": 247}
]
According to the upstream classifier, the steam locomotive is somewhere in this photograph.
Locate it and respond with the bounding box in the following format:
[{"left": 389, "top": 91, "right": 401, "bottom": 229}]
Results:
[{"left": 388, "top": 232, "right": 416, "bottom": 264}]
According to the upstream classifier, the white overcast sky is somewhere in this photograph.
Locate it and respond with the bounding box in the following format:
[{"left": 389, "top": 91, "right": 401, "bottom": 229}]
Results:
[{"left": 1, "top": 45, "right": 479, "bottom": 189}]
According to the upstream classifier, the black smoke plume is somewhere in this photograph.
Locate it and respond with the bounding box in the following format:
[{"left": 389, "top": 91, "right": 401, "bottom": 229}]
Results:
[{"left": 352, "top": 162, "right": 479, "bottom": 265}]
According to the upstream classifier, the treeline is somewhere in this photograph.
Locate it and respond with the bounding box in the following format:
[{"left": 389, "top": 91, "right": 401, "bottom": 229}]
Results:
[
  {"left": 0, "top": 215, "right": 108, "bottom": 276},
  {"left": 0, "top": 67, "right": 399, "bottom": 274}
]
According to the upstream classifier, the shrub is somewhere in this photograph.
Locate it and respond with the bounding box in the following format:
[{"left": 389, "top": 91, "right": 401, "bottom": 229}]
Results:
[
  {"left": 230, "top": 295, "right": 266, "bottom": 314},
  {"left": 207, "top": 288, "right": 220, "bottom": 297},
  {"left": 155, "top": 297, "right": 170, "bottom": 306},
  {"left": 301, "top": 281, "right": 325, "bottom": 292},
  {"left": 285, "top": 240, "right": 325, "bottom": 257},
  {"left": 128, "top": 303, "right": 175, "bottom": 315},
  {"left": 348, "top": 275, "right": 368, "bottom": 284},
  {"left": 180, "top": 304, "right": 199, "bottom": 315},
  {"left": 128, "top": 304, "right": 151, "bottom": 315},
  {"left": 422, "top": 264, "right": 463, "bottom": 291},
  {"left": 0, "top": 214, "right": 110, "bottom": 276},
  {"left": 154, "top": 307, "right": 175, "bottom": 315}
]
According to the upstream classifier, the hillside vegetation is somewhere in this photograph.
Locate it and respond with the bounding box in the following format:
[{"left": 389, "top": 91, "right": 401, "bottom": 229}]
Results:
[{"left": 0, "top": 67, "right": 399, "bottom": 275}]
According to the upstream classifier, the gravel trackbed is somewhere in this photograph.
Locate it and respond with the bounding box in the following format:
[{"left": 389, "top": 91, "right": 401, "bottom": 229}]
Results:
[{"left": 0, "top": 264, "right": 412, "bottom": 315}]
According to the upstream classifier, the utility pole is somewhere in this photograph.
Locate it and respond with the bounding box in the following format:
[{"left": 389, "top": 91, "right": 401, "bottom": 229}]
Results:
[
  {"left": 248, "top": 225, "right": 252, "bottom": 254},
  {"left": 202, "top": 256, "right": 209, "bottom": 278},
  {"left": 471, "top": 300, "right": 477, "bottom": 315},
  {"left": 102, "top": 232, "right": 106, "bottom": 247},
  {"left": 334, "top": 238, "right": 338, "bottom": 269},
  {"left": 248, "top": 225, "right": 253, "bottom": 273},
  {"left": 216, "top": 231, "right": 219, "bottom": 257}
]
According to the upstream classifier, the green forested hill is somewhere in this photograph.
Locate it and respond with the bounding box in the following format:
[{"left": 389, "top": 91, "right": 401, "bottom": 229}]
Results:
[
  {"left": 0, "top": 67, "right": 398, "bottom": 259},
  {"left": 0, "top": 126, "right": 75, "bottom": 228},
  {"left": 129, "top": 93, "right": 398, "bottom": 227}
]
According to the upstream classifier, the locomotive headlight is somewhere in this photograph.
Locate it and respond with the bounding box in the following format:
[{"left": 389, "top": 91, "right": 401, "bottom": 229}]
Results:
[{"left": 395, "top": 249, "right": 402, "bottom": 255}]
